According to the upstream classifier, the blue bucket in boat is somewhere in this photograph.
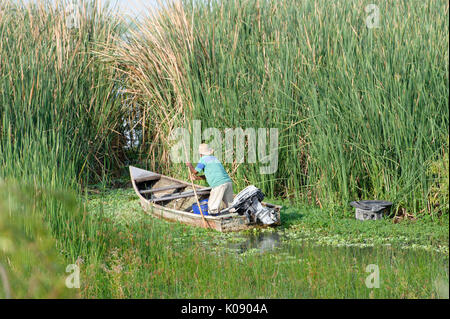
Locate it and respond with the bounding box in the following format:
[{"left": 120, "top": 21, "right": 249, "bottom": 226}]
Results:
[{"left": 192, "top": 199, "right": 209, "bottom": 215}]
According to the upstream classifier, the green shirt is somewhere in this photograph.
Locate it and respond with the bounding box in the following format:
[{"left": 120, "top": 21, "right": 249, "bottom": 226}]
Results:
[{"left": 195, "top": 155, "right": 231, "bottom": 188}]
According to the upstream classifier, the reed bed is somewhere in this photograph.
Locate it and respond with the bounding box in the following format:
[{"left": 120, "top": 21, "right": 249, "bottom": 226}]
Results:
[
  {"left": 2, "top": 0, "right": 447, "bottom": 214},
  {"left": 105, "top": 0, "right": 449, "bottom": 215},
  {"left": 0, "top": 0, "right": 125, "bottom": 187}
]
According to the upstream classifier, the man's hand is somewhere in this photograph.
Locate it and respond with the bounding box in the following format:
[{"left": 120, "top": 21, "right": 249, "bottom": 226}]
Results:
[
  {"left": 190, "top": 174, "right": 205, "bottom": 181},
  {"left": 186, "top": 162, "right": 205, "bottom": 180},
  {"left": 186, "top": 162, "right": 197, "bottom": 175}
]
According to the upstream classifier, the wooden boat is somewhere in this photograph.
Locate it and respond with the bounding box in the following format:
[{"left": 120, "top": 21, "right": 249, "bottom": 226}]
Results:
[{"left": 129, "top": 166, "right": 282, "bottom": 232}]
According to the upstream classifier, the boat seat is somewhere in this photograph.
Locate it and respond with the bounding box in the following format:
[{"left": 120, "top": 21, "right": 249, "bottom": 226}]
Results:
[
  {"left": 140, "top": 184, "right": 187, "bottom": 195},
  {"left": 151, "top": 188, "right": 211, "bottom": 202}
]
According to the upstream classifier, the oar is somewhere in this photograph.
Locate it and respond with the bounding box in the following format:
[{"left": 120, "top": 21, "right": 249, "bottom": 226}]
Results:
[{"left": 182, "top": 136, "right": 209, "bottom": 229}]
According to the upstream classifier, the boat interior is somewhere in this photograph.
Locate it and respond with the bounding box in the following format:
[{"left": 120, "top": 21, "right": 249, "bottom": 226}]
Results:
[{"left": 131, "top": 167, "right": 211, "bottom": 212}]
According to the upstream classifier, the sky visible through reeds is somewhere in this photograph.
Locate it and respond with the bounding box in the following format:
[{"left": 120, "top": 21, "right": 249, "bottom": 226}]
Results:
[{"left": 20, "top": 0, "right": 157, "bottom": 19}]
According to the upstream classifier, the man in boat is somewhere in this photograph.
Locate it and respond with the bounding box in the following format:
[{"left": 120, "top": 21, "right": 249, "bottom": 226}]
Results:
[{"left": 186, "top": 143, "right": 233, "bottom": 215}]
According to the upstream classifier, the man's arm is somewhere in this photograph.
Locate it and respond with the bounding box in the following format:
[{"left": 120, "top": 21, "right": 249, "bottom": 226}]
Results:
[{"left": 186, "top": 162, "right": 206, "bottom": 181}]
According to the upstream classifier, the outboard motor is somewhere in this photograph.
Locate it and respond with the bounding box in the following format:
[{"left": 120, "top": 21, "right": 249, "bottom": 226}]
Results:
[{"left": 230, "top": 185, "right": 278, "bottom": 225}]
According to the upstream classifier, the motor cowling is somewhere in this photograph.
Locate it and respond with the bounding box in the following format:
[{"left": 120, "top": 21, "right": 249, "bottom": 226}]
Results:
[{"left": 231, "top": 185, "right": 278, "bottom": 225}]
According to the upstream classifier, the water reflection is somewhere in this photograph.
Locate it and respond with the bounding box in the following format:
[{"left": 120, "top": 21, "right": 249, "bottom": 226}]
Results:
[{"left": 229, "top": 231, "right": 282, "bottom": 254}]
